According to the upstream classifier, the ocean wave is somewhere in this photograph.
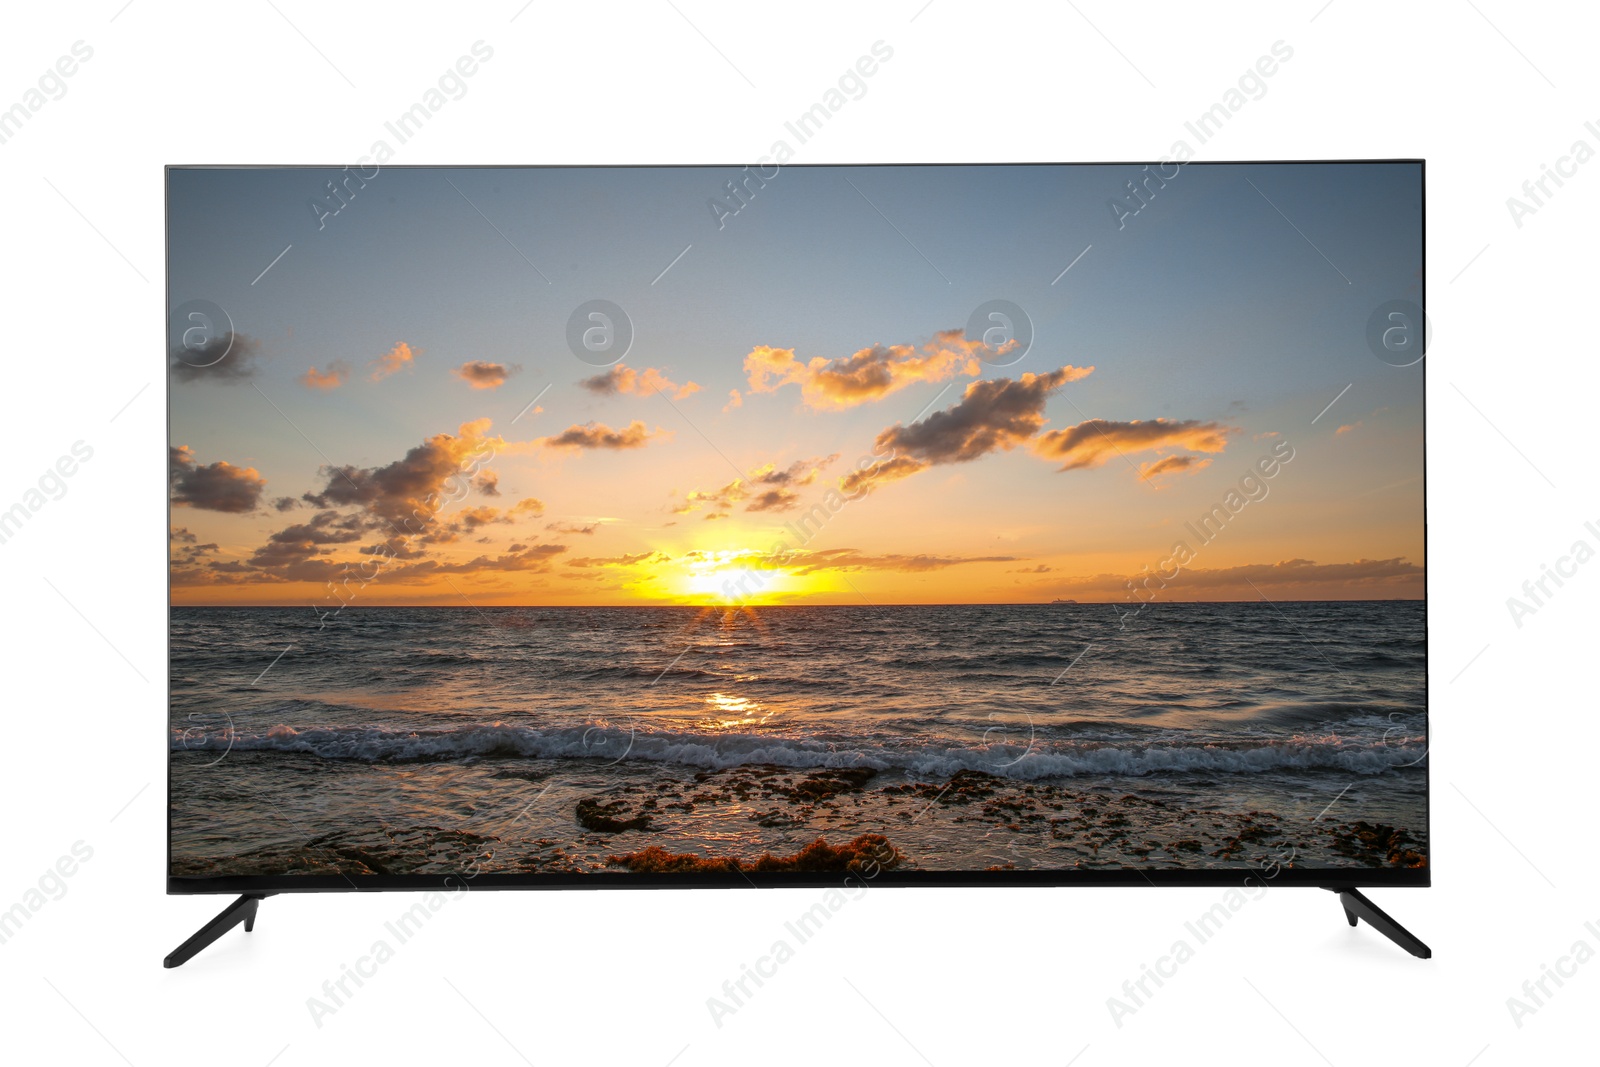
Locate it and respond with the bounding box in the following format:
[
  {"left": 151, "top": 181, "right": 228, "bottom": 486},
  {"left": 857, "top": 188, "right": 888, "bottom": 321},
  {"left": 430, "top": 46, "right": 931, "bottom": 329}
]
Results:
[{"left": 171, "top": 722, "right": 1426, "bottom": 780}]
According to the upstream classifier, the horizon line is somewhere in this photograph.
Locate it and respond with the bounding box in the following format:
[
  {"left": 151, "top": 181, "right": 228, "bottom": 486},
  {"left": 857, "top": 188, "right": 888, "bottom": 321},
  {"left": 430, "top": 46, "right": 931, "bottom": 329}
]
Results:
[{"left": 171, "top": 597, "right": 1427, "bottom": 609}]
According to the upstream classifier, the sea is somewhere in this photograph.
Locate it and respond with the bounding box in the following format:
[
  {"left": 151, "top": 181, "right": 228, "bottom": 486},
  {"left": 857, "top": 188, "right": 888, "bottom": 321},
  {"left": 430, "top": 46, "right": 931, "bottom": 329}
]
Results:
[{"left": 170, "top": 602, "right": 1428, "bottom": 875}]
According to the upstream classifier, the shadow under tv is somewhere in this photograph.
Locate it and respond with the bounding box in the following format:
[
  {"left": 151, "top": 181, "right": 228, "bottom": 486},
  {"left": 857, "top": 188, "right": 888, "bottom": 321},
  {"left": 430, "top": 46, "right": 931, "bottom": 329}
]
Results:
[{"left": 165, "top": 160, "right": 1430, "bottom": 968}]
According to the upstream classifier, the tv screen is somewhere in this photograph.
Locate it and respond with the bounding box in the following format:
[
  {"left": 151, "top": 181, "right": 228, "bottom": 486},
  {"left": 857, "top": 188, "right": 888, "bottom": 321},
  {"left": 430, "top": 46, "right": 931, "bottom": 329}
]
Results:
[{"left": 168, "top": 162, "right": 1425, "bottom": 894}]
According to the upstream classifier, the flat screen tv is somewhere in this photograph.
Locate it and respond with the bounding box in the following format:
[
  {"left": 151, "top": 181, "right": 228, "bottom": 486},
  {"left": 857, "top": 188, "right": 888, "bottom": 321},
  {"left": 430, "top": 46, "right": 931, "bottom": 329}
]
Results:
[{"left": 167, "top": 161, "right": 1428, "bottom": 966}]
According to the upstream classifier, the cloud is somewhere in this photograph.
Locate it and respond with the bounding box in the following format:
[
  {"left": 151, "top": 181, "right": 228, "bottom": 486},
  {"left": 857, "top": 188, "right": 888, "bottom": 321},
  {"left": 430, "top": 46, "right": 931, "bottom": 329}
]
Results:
[
  {"left": 567, "top": 551, "right": 671, "bottom": 569},
  {"left": 1138, "top": 455, "right": 1213, "bottom": 484},
  {"left": 245, "top": 415, "right": 547, "bottom": 583},
  {"left": 170, "top": 445, "right": 267, "bottom": 513},
  {"left": 877, "top": 368, "right": 1092, "bottom": 466},
  {"left": 691, "top": 546, "right": 1017, "bottom": 575},
  {"left": 1033, "top": 418, "right": 1234, "bottom": 471},
  {"left": 750, "top": 456, "right": 836, "bottom": 487},
  {"left": 674, "top": 477, "right": 744, "bottom": 518},
  {"left": 474, "top": 470, "right": 500, "bottom": 496},
  {"left": 171, "top": 538, "right": 219, "bottom": 565},
  {"left": 188, "top": 418, "right": 539, "bottom": 583},
  {"left": 455, "top": 360, "right": 520, "bottom": 390},
  {"left": 839, "top": 455, "right": 930, "bottom": 498},
  {"left": 300, "top": 362, "right": 349, "bottom": 390},
  {"left": 169, "top": 333, "right": 263, "bottom": 384},
  {"left": 170, "top": 546, "right": 266, "bottom": 587},
  {"left": 454, "top": 506, "right": 508, "bottom": 530},
  {"left": 419, "top": 505, "right": 513, "bottom": 545},
  {"left": 1217, "top": 557, "right": 1421, "bottom": 589},
  {"left": 235, "top": 511, "right": 371, "bottom": 581},
  {"left": 580, "top": 364, "right": 700, "bottom": 401},
  {"left": 537, "top": 420, "right": 663, "bottom": 451},
  {"left": 383, "top": 543, "right": 567, "bottom": 577},
  {"left": 269, "top": 511, "right": 367, "bottom": 545},
  {"left": 1034, "top": 557, "right": 1425, "bottom": 601},
  {"left": 547, "top": 521, "right": 600, "bottom": 536},
  {"left": 724, "top": 389, "right": 743, "bottom": 412},
  {"left": 784, "top": 548, "right": 1020, "bottom": 573},
  {"left": 743, "top": 329, "right": 1017, "bottom": 410},
  {"left": 368, "top": 341, "right": 416, "bottom": 382},
  {"left": 248, "top": 510, "right": 367, "bottom": 574},
  {"left": 839, "top": 368, "right": 1108, "bottom": 496},
  {"left": 673, "top": 456, "right": 837, "bottom": 516},
  {"left": 271, "top": 496, "right": 301, "bottom": 512},
  {"left": 169, "top": 527, "right": 224, "bottom": 580},
  {"left": 297, "top": 418, "right": 509, "bottom": 562},
  {"left": 1335, "top": 410, "right": 1386, "bottom": 437},
  {"left": 746, "top": 489, "right": 800, "bottom": 513}
]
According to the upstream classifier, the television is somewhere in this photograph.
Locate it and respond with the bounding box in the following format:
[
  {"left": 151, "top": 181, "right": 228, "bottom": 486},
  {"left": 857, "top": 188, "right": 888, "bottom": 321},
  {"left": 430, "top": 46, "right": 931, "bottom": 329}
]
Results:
[{"left": 167, "top": 161, "right": 1428, "bottom": 967}]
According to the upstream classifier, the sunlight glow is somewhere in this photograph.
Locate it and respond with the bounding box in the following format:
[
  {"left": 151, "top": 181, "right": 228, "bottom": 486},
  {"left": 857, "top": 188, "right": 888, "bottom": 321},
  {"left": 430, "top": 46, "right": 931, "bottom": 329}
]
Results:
[
  {"left": 677, "top": 549, "right": 806, "bottom": 604},
  {"left": 698, "top": 691, "right": 771, "bottom": 731}
]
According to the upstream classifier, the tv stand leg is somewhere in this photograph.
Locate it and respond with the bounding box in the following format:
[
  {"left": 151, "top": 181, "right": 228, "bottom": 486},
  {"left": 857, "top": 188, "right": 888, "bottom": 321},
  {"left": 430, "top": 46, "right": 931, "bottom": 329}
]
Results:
[
  {"left": 1328, "top": 887, "right": 1431, "bottom": 959},
  {"left": 165, "top": 894, "right": 273, "bottom": 968}
]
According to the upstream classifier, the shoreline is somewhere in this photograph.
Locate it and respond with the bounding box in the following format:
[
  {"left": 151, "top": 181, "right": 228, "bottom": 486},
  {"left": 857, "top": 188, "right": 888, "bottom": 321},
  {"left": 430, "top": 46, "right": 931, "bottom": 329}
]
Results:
[{"left": 170, "top": 753, "right": 1427, "bottom": 878}]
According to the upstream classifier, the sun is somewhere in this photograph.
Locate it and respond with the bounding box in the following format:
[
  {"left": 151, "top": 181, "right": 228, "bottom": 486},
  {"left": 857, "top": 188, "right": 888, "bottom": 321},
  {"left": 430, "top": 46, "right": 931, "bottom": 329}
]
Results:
[{"left": 676, "top": 548, "right": 807, "bottom": 604}]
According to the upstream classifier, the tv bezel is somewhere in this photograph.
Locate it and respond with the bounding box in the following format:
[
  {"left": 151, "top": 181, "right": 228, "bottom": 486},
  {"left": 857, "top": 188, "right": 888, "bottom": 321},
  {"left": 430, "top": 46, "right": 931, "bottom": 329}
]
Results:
[{"left": 166, "top": 160, "right": 1429, "bottom": 898}]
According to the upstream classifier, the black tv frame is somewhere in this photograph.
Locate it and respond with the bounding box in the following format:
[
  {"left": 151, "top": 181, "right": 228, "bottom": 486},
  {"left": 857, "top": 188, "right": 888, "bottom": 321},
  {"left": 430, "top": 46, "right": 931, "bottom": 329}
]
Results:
[{"left": 165, "top": 160, "right": 1430, "bottom": 964}]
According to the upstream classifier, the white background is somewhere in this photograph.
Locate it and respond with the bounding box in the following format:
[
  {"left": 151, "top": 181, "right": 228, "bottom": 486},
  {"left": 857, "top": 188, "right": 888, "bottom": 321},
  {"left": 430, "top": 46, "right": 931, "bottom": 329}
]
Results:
[{"left": 1, "top": 1, "right": 1593, "bottom": 1064}]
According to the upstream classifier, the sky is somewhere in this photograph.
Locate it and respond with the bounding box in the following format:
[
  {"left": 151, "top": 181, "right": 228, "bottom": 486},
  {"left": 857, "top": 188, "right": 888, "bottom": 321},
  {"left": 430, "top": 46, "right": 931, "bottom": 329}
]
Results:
[{"left": 167, "top": 163, "right": 1424, "bottom": 607}]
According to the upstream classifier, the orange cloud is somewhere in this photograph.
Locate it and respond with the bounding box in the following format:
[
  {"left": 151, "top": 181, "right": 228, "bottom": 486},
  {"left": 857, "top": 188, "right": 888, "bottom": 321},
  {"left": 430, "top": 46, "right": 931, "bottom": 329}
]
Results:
[
  {"left": 880, "top": 368, "right": 1092, "bottom": 463},
  {"left": 1033, "top": 557, "right": 1424, "bottom": 601},
  {"left": 839, "top": 455, "right": 929, "bottom": 498},
  {"left": 1034, "top": 418, "right": 1234, "bottom": 471},
  {"left": 581, "top": 363, "right": 700, "bottom": 401},
  {"left": 724, "top": 389, "right": 743, "bottom": 412},
  {"left": 248, "top": 509, "right": 369, "bottom": 574},
  {"left": 567, "top": 551, "right": 672, "bottom": 569},
  {"left": 674, "top": 476, "right": 744, "bottom": 519},
  {"left": 454, "top": 361, "right": 520, "bottom": 390},
  {"left": 182, "top": 420, "right": 539, "bottom": 588},
  {"left": 170, "top": 445, "right": 267, "bottom": 513},
  {"left": 784, "top": 548, "right": 1019, "bottom": 573},
  {"left": 300, "top": 362, "right": 349, "bottom": 390},
  {"left": 744, "top": 328, "right": 1027, "bottom": 410},
  {"left": 673, "top": 456, "right": 837, "bottom": 517},
  {"left": 537, "top": 420, "right": 663, "bottom": 451},
  {"left": 421, "top": 505, "right": 513, "bottom": 545},
  {"left": 368, "top": 341, "right": 415, "bottom": 382},
  {"left": 683, "top": 546, "right": 1018, "bottom": 574},
  {"left": 296, "top": 418, "right": 511, "bottom": 561},
  {"left": 382, "top": 544, "right": 568, "bottom": 578},
  {"left": 839, "top": 368, "right": 1094, "bottom": 496},
  {"left": 1138, "top": 455, "right": 1213, "bottom": 484}
]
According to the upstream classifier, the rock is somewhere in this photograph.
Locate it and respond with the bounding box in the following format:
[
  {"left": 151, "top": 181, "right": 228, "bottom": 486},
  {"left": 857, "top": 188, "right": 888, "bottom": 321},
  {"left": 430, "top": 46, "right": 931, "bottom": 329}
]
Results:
[
  {"left": 608, "top": 833, "right": 904, "bottom": 875},
  {"left": 575, "top": 797, "right": 651, "bottom": 833}
]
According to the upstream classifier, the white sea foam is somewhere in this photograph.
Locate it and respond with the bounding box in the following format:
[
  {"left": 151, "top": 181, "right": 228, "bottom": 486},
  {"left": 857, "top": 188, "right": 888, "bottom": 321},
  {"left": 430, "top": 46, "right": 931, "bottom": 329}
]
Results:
[{"left": 172, "top": 722, "right": 1426, "bottom": 779}]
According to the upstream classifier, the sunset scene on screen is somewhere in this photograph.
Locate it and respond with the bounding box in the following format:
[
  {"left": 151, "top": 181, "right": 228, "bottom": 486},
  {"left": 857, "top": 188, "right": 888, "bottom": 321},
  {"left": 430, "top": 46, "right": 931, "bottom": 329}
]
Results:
[{"left": 169, "top": 164, "right": 1427, "bottom": 880}]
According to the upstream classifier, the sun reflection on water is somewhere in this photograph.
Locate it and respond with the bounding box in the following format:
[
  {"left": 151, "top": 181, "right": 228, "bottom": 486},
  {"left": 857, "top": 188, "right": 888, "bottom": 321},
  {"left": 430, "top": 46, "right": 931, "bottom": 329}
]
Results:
[{"left": 699, "top": 691, "right": 772, "bottom": 731}]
